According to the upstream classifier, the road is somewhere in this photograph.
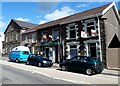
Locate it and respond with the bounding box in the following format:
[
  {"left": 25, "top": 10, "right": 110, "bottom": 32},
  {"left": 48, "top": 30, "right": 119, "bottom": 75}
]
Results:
[
  {"left": 1, "top": 64, "right": 74, "bottom": 84},
  {"left": 0, "top": 59, "right": 119, "bottom": 85}
]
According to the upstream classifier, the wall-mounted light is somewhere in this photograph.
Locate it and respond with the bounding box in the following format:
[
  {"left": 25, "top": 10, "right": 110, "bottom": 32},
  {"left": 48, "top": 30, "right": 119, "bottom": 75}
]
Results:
[{"left": 43, "top": 35, "right": 47, "bottom": 39}]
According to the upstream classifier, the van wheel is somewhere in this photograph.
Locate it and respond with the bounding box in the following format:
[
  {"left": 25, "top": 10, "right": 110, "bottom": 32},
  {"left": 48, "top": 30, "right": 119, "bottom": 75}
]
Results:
[
  {"left": 38, "top": 63, "right": 41, "bottom": 67},
  {"left": 15, "top": 59, "right": 19, "bottom": 63},
  {"left": 86, "top": 68, "right": 93, "bottom": 75},
  {"left": 61, "top": 65, "right": 67, "bottom": 71}
]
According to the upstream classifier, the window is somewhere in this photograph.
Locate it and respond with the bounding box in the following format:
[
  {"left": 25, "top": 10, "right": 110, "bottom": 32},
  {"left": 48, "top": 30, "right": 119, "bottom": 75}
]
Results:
[
  {"left": 53, "top": 29, "right": 59, "bottom": 40},
  {"left": 9, "top": 35, "right": 14, "bottom": 42},
  {"left": 80, "top": 57, "right": 87, "bottom": 62},
  {"left": 70, "top": 45, "right": 77, "bottom": 58},
  {"left": 70, "top": 30, "right": 76, "bottom": 38},
  {"left": 69, "top": 26, "right": 76, "bottom": 39},
  {"left": 15, "top": 34, "right": 18, "bottom": 41},
  {"left": 71, "top": 57, "right": 79, "bottom": 61},
  {"left": 25, "top": 36, "right": 28, "bottom": 43},
  {"left": 86, "top": 21, "right": 97, "bottom": 37},
  {"left": 22, "top": 51, "right": 29, "bottom": 55},
  {"left": 67, "top": 25, "right": 77, "bottom": 39},
  {"left": 32, "top": 33, "right": 36, "bottom": 43}
]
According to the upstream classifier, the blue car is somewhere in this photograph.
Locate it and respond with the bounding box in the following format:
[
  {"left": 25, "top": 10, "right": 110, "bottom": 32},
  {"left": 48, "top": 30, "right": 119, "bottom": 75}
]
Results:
[{"left": 8, "top": 46, "right": 31, "bottom": 62}]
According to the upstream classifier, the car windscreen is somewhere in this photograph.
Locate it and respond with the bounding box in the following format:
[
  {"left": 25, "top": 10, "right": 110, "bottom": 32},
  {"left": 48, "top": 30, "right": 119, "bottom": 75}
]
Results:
[{"left": 22, "top": 51, "right": 29, "bottom": 55}]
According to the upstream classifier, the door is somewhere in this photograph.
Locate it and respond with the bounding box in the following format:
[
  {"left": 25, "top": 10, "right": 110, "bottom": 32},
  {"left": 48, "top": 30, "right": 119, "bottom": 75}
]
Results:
[
  {"left": 90, "top": 43, "right": 96, "bottom": 57},
  {"left": 55, "top": 46, "right": 58, "bottom": 63},
  {"left": 45, "top": 48, "right": 49, "bottom": 58},
  {"left": 70, "top": 45, "right": 77, "bottom": 58}
]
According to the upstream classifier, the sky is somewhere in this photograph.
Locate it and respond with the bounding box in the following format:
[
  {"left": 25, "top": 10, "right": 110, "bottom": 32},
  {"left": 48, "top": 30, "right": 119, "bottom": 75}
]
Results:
[{"left": 0, "top": 1, "right": 120, "bottom": 33}]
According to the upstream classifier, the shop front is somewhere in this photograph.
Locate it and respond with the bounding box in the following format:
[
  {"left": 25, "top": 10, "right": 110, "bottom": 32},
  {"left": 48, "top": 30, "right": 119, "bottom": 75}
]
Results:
[{"left": 38, "top": 41, "right": 61, "bottom": 63}]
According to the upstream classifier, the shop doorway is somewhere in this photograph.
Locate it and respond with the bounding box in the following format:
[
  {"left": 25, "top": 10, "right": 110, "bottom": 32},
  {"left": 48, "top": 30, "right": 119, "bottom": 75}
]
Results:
[
  {"left": 89, "top": 43, "right": 96, "bottom": 57},
  {"left": 55, "top": 46, "right": 58, "bottom": 63},
  {"left": 45, "top": 48, "right": 49, "bottom": 58}
]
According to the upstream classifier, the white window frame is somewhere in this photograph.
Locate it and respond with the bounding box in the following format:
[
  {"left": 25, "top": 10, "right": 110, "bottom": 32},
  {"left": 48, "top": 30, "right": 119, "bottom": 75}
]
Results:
[
  {"left": 66, "top": 23, "right": 78, "bottom": 40},
  {"left": 84, "top": 19, "right": 98, "bottom": 37}
]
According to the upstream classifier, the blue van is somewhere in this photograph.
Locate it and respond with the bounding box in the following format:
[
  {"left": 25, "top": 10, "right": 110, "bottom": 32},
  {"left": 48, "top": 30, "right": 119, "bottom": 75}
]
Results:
[{"left": 8, "top": 46, "right": 31, "bottom": 62}]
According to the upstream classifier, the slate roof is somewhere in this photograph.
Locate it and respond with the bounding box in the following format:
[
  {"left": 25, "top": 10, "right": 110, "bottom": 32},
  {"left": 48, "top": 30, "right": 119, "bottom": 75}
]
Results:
[
  {"left": 31, "top": 3, "right": 111, "bottom": 30},
  {"left": 4, "top": 19, "right": 37, "bottom": 34},
  {"left": 13, "top": 19, "right": 37, "bottom": 29}
]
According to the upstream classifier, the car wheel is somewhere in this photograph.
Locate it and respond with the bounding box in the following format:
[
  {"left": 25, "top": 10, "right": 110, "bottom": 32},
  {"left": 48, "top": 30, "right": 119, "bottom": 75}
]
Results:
[
  {"left": 15, "top": 59, "right": 19, "bottom": 63},
  {"left": 38, "top": 63, "right": 42, "bottom": 67},
  {"left": 61, "top": 65, "right": 67, "bottom": 71},
  {"left": 26, "top": 61, "right": 29, "bottom": 65},
  {"left": 86, "top": 68, "right": 93, "bottom": 75},
  {"left": 97, "top": 71, "right": 102, "bottom": 74}
]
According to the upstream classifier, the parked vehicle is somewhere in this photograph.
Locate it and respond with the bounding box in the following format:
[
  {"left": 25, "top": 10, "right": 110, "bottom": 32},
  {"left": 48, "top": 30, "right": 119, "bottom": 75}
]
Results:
[
  {"left": 59, "top": 56, "right": 104, "bottom": 75},
  {"left": 26, "top": 54, "right": 53, "bottom": 67},
  {"left": 8, "top": 46, "right": 31, "bottom": 62}
]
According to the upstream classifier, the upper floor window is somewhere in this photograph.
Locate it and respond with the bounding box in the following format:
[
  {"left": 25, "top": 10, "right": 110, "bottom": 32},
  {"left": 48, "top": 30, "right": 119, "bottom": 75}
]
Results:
[
  {"left": 67, "top": 24, "right": 77, "bottom": 39},
  {"left": 83, "top": 20, "right": 97, "bottom": 37},
  {"left": 32, "top": 33, "right": 37, "bottom": 43},
  {"left": 15, "top": 34, "right": 18, "bottom": 41},
  {"left": 25, "top": 35, "right": 29, "bottom": 43},
  {"left": 52, "top": 29, "right": 59, "bottom": 41},
  {"left": 69, "top": 27, "right": 76, "bottom": 39},
  {"left": 10, "top": 35, "right": 13, "bottom": 42}
]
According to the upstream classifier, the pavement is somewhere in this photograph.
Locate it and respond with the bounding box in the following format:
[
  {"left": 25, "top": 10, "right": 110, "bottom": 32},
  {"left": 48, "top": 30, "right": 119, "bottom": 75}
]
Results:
[{"left": 1, "top": 56, "right": 120, "bottom": 78}]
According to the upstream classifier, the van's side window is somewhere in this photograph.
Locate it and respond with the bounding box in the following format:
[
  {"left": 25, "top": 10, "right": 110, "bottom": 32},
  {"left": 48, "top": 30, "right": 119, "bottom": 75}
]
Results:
[{"left": 22, "top": 51, "right": 29, "bottom": 55}]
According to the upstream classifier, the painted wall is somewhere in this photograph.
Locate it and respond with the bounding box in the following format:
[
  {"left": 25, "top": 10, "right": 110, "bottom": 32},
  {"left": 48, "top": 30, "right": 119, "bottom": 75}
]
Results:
[{"left": 103, "top": 6, "right": 120, "bottom": 69}]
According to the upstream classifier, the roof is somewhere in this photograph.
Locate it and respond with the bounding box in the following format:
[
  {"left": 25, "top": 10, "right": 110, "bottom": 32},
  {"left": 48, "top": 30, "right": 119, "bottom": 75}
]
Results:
[
  {"left": 22, "top": 28, "right": 36, "bottom": 34},
  {"left": 13, "top": 19, "right": 37, "bottom": 29},
  {"left": 4, "top": 19, "right": 37, "bottom": 34},
  {"left": 32, "top": 2, "right": 111, "bottom": 30}
]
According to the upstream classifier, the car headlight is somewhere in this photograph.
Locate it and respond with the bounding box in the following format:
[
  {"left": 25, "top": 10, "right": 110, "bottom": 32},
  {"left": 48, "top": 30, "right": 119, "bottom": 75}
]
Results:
[{"left": 43, "top": 61, "right": 47, "bottom": 63}]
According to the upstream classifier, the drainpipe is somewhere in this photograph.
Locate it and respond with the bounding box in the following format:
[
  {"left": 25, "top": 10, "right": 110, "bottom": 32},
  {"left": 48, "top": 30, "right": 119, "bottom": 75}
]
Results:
[
  {"left": 97, "top": 16, "right": 102, "bottom": 61},
  {"left": 59, "top": 25, "right": 63, "bottom": 62}
]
